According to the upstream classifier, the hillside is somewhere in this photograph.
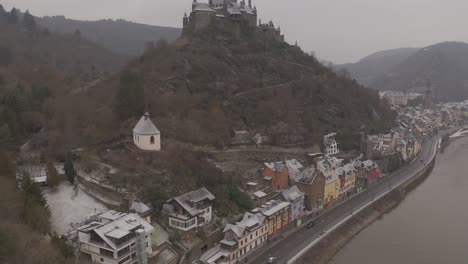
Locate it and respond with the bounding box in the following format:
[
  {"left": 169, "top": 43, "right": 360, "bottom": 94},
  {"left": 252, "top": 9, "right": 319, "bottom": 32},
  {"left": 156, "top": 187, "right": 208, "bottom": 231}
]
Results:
[
  {"left": 371, "top": 42, "right": 468, "bottom": 101},
  {"left": 54, "top": 24, "right": 396, "bottom": 153},
  {"left": 36, "top": 16, "right": 182, "bottom": 56},
  {"left": 335, "top": 47, "right": 419, "bottom": 87},
  {"left": 0, "top": 6, "right": 126, "bottom": 147}
]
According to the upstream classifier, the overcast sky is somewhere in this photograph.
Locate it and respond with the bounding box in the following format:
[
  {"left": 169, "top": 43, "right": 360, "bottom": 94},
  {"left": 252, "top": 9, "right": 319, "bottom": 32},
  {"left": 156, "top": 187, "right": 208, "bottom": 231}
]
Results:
[{"left": 3, "top": 0, "right": 468, "bottom": 63}]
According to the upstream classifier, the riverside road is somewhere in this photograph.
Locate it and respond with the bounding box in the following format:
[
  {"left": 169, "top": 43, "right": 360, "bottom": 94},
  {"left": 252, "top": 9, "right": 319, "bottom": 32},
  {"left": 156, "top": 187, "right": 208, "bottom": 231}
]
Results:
[{"left": 247, "top": 134, "right": 441, "bottom": 264}]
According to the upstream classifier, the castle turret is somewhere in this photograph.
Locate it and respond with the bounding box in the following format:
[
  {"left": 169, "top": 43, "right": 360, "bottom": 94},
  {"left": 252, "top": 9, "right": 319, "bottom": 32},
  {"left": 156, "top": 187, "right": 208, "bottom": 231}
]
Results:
[
  {"left": 192, "top": 0, "right": 197, "bottom": 11},
  {"left": 183, "top": 12, "right": 189, "bottom": 25}
]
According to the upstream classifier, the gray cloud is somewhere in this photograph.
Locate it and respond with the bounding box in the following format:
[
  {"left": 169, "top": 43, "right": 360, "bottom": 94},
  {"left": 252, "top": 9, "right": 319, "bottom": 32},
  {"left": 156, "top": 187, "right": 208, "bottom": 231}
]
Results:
[{"left": 3, "top": 0, "right": 468, "bottom": 63}]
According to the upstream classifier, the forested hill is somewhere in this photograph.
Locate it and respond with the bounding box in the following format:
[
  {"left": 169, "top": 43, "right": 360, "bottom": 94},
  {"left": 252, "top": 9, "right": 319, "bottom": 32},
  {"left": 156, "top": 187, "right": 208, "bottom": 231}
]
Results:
[
  {"left": 371, "top": 42, "right": 468, "bottom": 101},
  {"left": 36, "top": 16, "right": 182, "bottom": 56},
  {"left": 0, "top": 6, "right": 126, "bottom": 148},
  {"left": 335, "top": 47, "right": 419, "bottom": 87},
  {"left": 59, "top": 24, "right": 396, "bottom": 152}
]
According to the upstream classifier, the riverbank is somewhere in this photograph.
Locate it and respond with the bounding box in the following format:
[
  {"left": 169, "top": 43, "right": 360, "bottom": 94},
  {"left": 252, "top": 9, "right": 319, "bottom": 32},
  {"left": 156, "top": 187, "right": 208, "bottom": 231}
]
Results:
[{"left": 296, "top": 145, "right": 438, "bottom": 264}]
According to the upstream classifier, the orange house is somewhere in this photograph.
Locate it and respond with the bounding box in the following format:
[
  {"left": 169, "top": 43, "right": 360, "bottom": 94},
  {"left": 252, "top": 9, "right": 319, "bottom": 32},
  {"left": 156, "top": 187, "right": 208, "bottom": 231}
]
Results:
[{"left": 263, "top": 162, "right": 289, "bottom": 190}]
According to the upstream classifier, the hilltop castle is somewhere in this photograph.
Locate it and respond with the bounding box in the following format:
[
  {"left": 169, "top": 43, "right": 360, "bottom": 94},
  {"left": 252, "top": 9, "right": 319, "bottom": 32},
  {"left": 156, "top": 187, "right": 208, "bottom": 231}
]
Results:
[{"left": 182, "top": 0, "right": 284, "bottom": 41}]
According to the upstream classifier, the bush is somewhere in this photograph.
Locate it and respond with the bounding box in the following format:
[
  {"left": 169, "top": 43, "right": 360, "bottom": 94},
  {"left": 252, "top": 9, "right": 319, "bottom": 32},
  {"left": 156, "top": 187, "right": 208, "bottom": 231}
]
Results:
[
  {"left": 228, "top": 185, "right": 253, "bottom": 211},
  {"left": 51, "top": 233, "right": 74, "bottom": 258}
]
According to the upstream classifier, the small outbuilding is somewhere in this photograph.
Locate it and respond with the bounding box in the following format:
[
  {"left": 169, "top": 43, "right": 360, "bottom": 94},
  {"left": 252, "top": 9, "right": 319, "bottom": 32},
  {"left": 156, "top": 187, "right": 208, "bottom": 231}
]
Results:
[{"left": 133, "top": 112, "right": 161, "bottom": 151}]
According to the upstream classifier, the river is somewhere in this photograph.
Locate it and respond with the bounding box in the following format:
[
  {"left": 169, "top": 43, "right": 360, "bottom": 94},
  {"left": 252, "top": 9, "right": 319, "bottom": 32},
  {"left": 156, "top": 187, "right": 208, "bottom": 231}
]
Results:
[{"left": 330, "top": 136, "right": 468, "bottom": 264}]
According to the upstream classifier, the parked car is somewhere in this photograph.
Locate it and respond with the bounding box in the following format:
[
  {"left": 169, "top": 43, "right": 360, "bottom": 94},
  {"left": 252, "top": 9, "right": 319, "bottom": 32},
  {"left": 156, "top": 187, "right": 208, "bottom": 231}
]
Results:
[
  {"left": 267, "top": 256, "right": 277, "bottom": 263},
  {"left": 306, "top": 221, "right": 315, "bottom": 228}
]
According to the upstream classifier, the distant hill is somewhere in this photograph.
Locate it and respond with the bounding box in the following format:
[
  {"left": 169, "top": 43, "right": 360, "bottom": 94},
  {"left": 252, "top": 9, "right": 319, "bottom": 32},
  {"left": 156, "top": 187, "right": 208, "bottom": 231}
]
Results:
[
  {"left": 0, "top": 7, "right": 126, "bottom": 146},
  {"left": 371, "top": 42, "right": 468, "bottom": 101},
  {"left": 36, "top": 16, "right": 182, "bottom": 56},
  {"left": 335, "top": 47, "right": 419, "bottom": 87}
]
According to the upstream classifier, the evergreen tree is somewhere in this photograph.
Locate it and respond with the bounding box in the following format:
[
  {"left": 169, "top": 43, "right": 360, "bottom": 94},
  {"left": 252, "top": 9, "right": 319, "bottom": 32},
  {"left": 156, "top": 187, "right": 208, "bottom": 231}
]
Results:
[
  {"left": 64, "top": 152, "right": 76, "bottom": 184},
  {"left": 0, "top": 5, "right": 5, "bottom": 15},
  {"left": 21, "top": 173, "right": 51, "bottom": 234},
  {"left": 8, "top": 8, "right": 18, "bottom": 24},
  {"left": 114, "top": 71, "right": 145, "bottom": 120},
  {"left": 46, "top": 161, "right": 60, "bottom": 189},
  {"left": 23, "top": 10, "right": 37, "bottom": 33}
]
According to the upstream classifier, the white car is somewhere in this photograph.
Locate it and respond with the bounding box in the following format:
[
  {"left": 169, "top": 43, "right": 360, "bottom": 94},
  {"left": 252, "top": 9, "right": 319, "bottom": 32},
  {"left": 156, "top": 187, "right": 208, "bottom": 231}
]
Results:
[{"left": 267, "top": 257, "right": 277, "bottom": 263}]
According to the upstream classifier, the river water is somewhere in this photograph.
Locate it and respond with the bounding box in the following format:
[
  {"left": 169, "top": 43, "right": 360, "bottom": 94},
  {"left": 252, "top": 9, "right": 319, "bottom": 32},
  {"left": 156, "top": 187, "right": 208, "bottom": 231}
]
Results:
[{"left": 330, "top": 136, "right": 468, "bottom": 264}]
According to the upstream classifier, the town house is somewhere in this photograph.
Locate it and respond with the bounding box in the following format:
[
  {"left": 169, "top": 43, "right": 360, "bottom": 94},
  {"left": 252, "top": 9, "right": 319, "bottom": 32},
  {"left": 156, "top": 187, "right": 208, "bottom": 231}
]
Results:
[
  {"left": 337, "top": 163, "right": 356, "bottom": 197},
  {"left": 280, "top": 186, "right": 305, "bottom": 224},
  {"left": 263, "top": 162, "right": 289, "bottom": 190},
  {"left": 294, "top": 167, "right": 326, "bottom": 212},
  {"left": 200, "top": 212, "right": 268, "bottom": 264},
  {"left": 323, "top": 133, "right": 340, "bottom": 155},
  {"left": 76, "top": 210, "right": 154, "bottom": 264},
  {"left": 162, "top": 187, "right": 215, "bottom": 232},
  {"left": 252, "top": 200, "right": 290, "bottom": 238}
]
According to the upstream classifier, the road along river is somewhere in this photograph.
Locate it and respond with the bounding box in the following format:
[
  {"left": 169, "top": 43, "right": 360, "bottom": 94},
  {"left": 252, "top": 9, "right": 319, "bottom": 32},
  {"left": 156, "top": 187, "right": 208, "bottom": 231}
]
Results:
[{"left": 330, "top": 136, "right": 468, "bottom": 264}]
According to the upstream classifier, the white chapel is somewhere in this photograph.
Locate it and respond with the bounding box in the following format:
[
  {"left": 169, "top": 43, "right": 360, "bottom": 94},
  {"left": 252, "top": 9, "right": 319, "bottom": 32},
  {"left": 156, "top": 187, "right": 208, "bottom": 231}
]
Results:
[{"left": 133, "top": 112, "right": 161, "bottom": 151}]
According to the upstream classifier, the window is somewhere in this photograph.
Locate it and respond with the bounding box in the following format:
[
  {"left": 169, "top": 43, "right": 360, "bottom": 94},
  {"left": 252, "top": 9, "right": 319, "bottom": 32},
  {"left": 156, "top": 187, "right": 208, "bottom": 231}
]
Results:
[
  {"left": 150, "top": 136, "right": 155, "bottom": 144},
  {"left": 100, "top": 258, "right": 104, "bottom": 262}
]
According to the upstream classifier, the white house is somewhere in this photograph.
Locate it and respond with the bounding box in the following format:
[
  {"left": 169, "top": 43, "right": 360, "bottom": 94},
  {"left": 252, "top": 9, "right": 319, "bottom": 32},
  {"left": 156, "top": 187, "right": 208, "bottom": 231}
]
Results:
[
  {"left": 323, "top": 133, "right": 339, "bottom": 156},
  {"left": 162, "top": 187, "right": 215, "bottom": 232},
  {"left": 133, "top": 112, "right": 161, "bottom": 151},
  {"left": 76, "top": 210, "right": 154, "bottom": 264}
]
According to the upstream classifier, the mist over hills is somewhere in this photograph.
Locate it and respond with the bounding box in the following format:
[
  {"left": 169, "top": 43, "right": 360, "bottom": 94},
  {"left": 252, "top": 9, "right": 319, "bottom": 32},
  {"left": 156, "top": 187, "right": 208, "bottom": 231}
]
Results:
[
  {"left": 335, "top": 47, "right": 419, "bottom": 87},
  {"left": 372, "top": 42, "right": 468, "bottom": 101},
  {"left": 36, "top": 16, "right": 182, "bottom": 56},
  {"left": 338, "top": 42, "right": 468, "bottom": 102}
]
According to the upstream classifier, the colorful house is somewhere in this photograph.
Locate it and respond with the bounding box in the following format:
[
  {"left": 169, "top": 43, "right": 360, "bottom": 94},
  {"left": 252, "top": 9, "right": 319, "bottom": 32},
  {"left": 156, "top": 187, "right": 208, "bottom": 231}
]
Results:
[
  {"left": 263, "top": 162, "right": 289, "bottom": 190},
  {"left": 252, "top": 200, "right": 290, "bottom": 239},
  {"left": 280, "top": 186, "right": 305, "bottom": 224},
  {"left": 363, "top": 160, "right": 382, "bottom": 181},
  {"left": 201, "top": 212, "right": 268, "bottom": 264},
  {"left": 337, "top": 163, "right": 356, "bottom": 196},
  {"left": 323, "top": 171, "right": 340, "bottom": 207}
]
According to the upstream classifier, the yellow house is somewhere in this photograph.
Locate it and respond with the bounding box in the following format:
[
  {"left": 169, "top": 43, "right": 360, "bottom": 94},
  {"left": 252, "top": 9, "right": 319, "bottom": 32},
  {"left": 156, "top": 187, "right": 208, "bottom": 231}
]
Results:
[{"left": 323, "top": 170, "right": 340, "bottom": 206}]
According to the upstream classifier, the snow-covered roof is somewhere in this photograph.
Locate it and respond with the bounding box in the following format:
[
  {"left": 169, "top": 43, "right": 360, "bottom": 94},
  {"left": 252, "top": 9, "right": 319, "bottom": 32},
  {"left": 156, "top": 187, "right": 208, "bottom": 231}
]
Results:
[
  {"left": 253, "top": 191, "right": 267, "bottom": 198},
  {"left": 264, "top": 162, "right": 286, "bottom": 172},
  {"left": 285, "top": 159, "right": 303, "bottom": 174},
  {"left": 173, "top": 187, "right": 215, "bottom": 217},
  {"left": 281, "top": 186, "right": 303, "bottom": 202},
  {"left": 77, "top": 210, "right": 153, "bottom": 250},
  {"left": 227, "top": 5, "right": 241, "bottom": 15},
  {"left": 130, "top": 201, "right": 150, "bottom": 214},
  {"left": 255, "top": 200, "right": 290, "bottom": 217},
  {"left": 223, "top": 223, "right": 245, "bottom": 238},
  {"left": 32, "top": 176, "right": 47, "bottom": 183},
  {"left": 194, "top": 3, "right": 216, "bottom": 12},
  {"left": 133, "top": 112, "right": 160, "bottom": 135}
]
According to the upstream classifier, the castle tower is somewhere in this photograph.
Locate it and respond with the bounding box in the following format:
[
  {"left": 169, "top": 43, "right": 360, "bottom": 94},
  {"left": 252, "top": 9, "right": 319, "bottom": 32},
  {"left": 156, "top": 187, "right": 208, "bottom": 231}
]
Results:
[
  {"left": 183, "top": 12, "right": 189, "bottom": 26},
  {"left": 249, "top": 0, "right": 252, "bottom": 7},
  {"left": 192, "top": 0, "right": 197, "bottom": 11}
]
